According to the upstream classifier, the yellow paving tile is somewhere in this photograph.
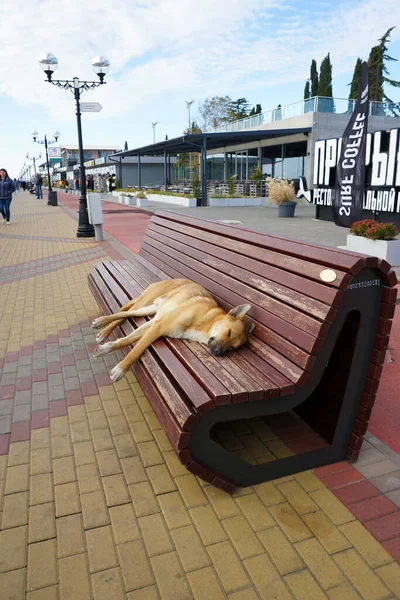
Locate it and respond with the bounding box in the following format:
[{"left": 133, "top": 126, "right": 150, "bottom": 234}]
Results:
[
  {"left": 147, "top": 464, "right": 176, "bottom": 495},
  {"left": 129, "top": 482, "right": 160, "bottom": 517},
  {"left": 375, "top": 562, "right": 400, "bottom": 598},
  {"left": 207, "top": 541, "right": 251, "bottom": 595},
  {"left": 55, "top": 481, "right": 81, "bottom": 517},
  {"left": 110, "top": 503, "right": 140, "bottom": 544},
  {"left": 31, "top": 428, "right": 50, "bottom": 450},
  {"left": 164, "top": 451, "right": 189, "bottom": 478},
  {"left": 153, "top": 429, "right": 173, "bottom": 453},
  {"left": 302, "top": 510, "right": 351, "bottom": 554},
  {"left": 222, "top": 514, "right": 265, "bottom": 559},
  {"left": 51, "top": 433, "right": 73, "bottom": 459},
  {"left": 27, "top": 585, "right": 59, "bottom": 600},
  {"left": 186, "top": 566, "right": 226, "bottom": 600},
  {"left": 27, "top": 539, "right": 57, "bottom": 591},
  {"left": 204, "top": 484, "right": 239, "bottom": 518},
  {"left": 81, "top": 490, "right": 110, "bottom": 529},
  {"left": 86, "top": 525, "right": 118, "bottom": 573},
  {"left": 117, "top": 539, "right": 155, "bottom": 592},
  {"left": 326, "top": 583, "right": 362, "bottom": 600},
  {"left": 254, "top": 481, "right": 285, "bottom": 506},
  {"left": 269, "top": 502, "right": 313, "bottom": 543},
  {"left": 0, "top": 526, "right": 27, "bottom": 573},
  {"left": 1, "top": 491, "right": 29, "bottom": 529},
  {"left": 295, "top": 537, "right": 346, "bottom": 590},
  {"left": 236, "top": 493, "right": 276, "bottom": 531},
  {"left": 29, "top": 472, "right": 53, "bottom": 506},
  {"left": 285, "top": 569, "right": 327, "bottom": 600},
  {"left": 0, "top": 568, "right": 26, "bottom": 600},
  {"left": 56, "top": 513, "right": 86, "bottom": 558},
  {"left": 96, "top": 448, "right": 122, "bottom": 476},
  {"left": 5, "top": 464, "right": 29, "bottom": 494},
  {"left": 139, "top": 513, "right": 174, "bottom": 557},
  {"left": 121, "top": 456, "right": 147, "bottom": 485},
  {"left": 28, "top": 502, "right": 56, "bottom": 543},
  {"left": 59, "top": 553, "right": 91, "bottom": 600},
  {"left": 73, "top": 441, "right": 96, "bottom": 466},
  {"left": 91, "top": 567, "right": 126, "bottom": 600},
  {"left": 310, "top": 488, "right": 355, "bottom": 525},
  {"left": 114, "top": 433, "right": 138, "bottom": 458},
  {"left": 244, "top": 553, "right": 292, "bottom": 600},
  {"left": 277, "top": 480, "right": 319, "bottom": 515},
  {"left": 8, "top": 441, "right": 30, "bottom": 466},
  {"left": 340, "top": 520, "right": 393, "bottom": 569},
  {"left": 76, "top": 463, "right": 102, "bottom": 494},
  {"left": 150, "top": 551, "right": 192, "bottom": 600},
  {"left": 138, "top": 441, "right": 163, "bottom": 466},
  {"left": 258, "top": 526, "right": 304, "bottom": 575},
  {"left": 228, "top": 590, "right": 261, "bottom": 600},
  {"left": 158, "top": 492, "right": 192, "bottom": 530},
  {"left": 333, "top": 549, "right": 390, "bottom": 600},
  {"left": 171, "top": 524, "right": 211, "bottom": 572},
  {"left": 53, "top": 456, "right": 76, "bottom": 485},
  {"left": 102, "top": 473, "right": 130, "bottom": 506},
  {"left": 30, "top": 447, "right": 52, "bottom": 476}
]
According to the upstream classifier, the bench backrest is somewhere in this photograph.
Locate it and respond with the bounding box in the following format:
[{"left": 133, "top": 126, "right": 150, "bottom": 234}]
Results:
[{"left": 138, "top": 211, "right": 397, "bottom": 387}]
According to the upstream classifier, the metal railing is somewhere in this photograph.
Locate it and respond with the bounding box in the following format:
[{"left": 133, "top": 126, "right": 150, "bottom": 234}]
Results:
[{"left": 212, "top": 97, "right": 400, "bottom": 133}]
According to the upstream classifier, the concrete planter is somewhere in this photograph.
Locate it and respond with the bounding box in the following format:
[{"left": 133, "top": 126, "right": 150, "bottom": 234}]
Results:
[
  {"left": 346, "top": 234, "right": 400, "bottom": 266},
  {"left": 278, "top": 201, "right": 297, "bottom": 217},
  {"left": 136, "top": 197, "right": 149, "bottom": 208},
  {"left": 145, "top": 193, "right": 196, "bottom": 208},
  {"left": 121, "top": 195, "right": 136, "bottom": 206},
  {"left": 208, "top": 197, "right": 263, "bottom": 207}
]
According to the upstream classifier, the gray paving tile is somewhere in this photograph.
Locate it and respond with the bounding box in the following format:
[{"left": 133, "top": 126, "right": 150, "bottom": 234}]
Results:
[
  {"left": 60, "top": 338, "right": 72, "bottom": 347},
  {"left": 0, "top": 400, "right": 14, "bottom": 417},
  {"left": 76, "top": 359, "right": 91, "bottom": 372},
  {"left": 32, "top": 395, "right": 49, "bottom": 411},
  {"left": 0, "top": 415, "right": 12, "bottom": 434},
  {"left": 15, "top": 390, "right": 32, "bottom": 406},
  {"left": 92, "top": 362, "right": 108, "bottom": 375},
  {"left": 33, "top": 359, "right": 48, "bottom": 370},
  {"left": 49, "top": 385, "right": 66, "bottom": 401},
  {"left": 48, "top": 374, "right": 64, "bottom": 387},
  {"left": 46, "top": 343, "right": 60, "bottom": 353},
  {"left": 64, "top": 377, "right": 81, "bottom": 391},
  {"left": 1, "top": 372, "right": 17, "bottom": 386},
  {"left": 3, "top": 362, "right": 18, "bottom": 374},
  {"left": 369, "top": 470, "right": 400, "bottom": 494},
  {"left": 33, "top": 349, "right": 46, "bottom": 360},
  {"left": 60, "top": 346, "right": 74, "bottom": 356},
  {"left": 17, "top": 365, "right": 33, "bottom": 377},
  {"left": 13, "top": 404, "right": 31, "bottom": 422},
  {"left": 63, "top": 366, "right": 78, "bottom": 379},
  {"left": 354, "top": 447, "right": 386, "bottom": 468},
  {"left": 357, "top": 459, "right": 399, "bottom": 478},
  {"left": 32, "top": 381, "right": 48, "bottom": 396},
  {"left": 47, "top": 352, "right": 61, "bottom": 363},
  {"left": 78, "top": 370, "right": 95, "bottom": 383},
  {"left": 18, "top": 356, "right": 33, "bottom": 366},
  {"left": 386, "top": 489, "right": 400, "bottom": 508}
]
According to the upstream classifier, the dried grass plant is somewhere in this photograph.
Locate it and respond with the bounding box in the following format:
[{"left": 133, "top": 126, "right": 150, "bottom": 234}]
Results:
[{"left": 266, "top": 178, "right": 296, "bottom": 204}]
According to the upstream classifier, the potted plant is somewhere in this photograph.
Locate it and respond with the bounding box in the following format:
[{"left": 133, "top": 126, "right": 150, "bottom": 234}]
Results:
[
  {"left": 266, "top": 178, "right": 297, "bottom": 217},
  {"left": 136, "top": 190, "right": 148, "bottom": 208},
  {"left": 347, "top": 219, "right": 400, "bottom": 265}
]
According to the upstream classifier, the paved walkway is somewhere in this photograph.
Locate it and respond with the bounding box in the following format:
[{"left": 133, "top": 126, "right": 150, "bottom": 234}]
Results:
[{"left": 0, "top": 191, "right": 400, "bottom": 599}]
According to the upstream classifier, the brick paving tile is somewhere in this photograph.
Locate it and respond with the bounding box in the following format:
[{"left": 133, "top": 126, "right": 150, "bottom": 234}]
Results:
[
  {"left": 350, "top": 494, "right": 398, "bottom": 522},
  {"left": 364, "top": 510, "right": 400, "bottom": 541}
]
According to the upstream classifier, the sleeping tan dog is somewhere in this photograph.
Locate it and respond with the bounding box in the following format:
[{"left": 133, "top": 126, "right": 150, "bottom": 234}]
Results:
[{"left": 92, "top": 279, "right": 255, "bottom": 382}]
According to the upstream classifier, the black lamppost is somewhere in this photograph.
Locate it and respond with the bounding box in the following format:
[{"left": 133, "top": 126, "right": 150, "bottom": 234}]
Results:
[
  {"left": 31, "top": 130, "right": 60, "bottom": 205},
  {"left": 26, "top": 153, "right": 42, "bottom": 191},
  {"left": 38, "top": 53, "right": 110, "bottom": 238}
]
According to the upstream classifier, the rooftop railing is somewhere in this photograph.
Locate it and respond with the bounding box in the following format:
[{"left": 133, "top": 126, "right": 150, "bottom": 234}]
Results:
[{"left": 212, "top": 96, "right": 400, "bottom": 133}]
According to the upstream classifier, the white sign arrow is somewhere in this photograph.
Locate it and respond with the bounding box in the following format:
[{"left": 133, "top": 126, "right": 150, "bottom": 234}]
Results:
[{"left": 80, "top": 102, "right": 102, "bottom": 113}]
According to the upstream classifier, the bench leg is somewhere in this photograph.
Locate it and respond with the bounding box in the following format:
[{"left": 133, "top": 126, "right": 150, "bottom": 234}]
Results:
[{"left": 94, "top": 321, "right": 153, "bottom": 358}]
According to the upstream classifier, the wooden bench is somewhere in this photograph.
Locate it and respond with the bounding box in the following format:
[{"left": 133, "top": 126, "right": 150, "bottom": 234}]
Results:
[{"left": 88, "top": 211, "right": 398, "bottom": 493}]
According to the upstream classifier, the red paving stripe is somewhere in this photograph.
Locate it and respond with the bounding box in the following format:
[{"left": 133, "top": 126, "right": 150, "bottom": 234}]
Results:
[
  {"left": 95, "top": 373, "right": 113, "bottom": 387},
  {"left": 314, "top": 461, "right": 353, "bottom": 478},
  {"left": 333, "top": 480, "right": 381, "bottom": 504},
  {"left": 318, "top": 466, "right": 365, "bottom": 489},
  {"left": 48, "top": 362, "right": 62, "bottom": 375},
  {"left": 50, "top": 400, "right": 68, "bottom": 418},
  {"left": 16, "top": 377, "right": 32, "bottom": 392},
  {"left": 10, "top": 421, "right": 31, "bottom": 443},
  {"left": 383, "top": 536, "right": 400, "bottom": 563},
  {"left": 364, "top": 511, "right": 400, "bottom": 542},
  {"left": 66, "top": 391, "right": 84, "bottom": 406},
  {"left": 0, "top": 433, "right": 10, "bottom": 455},
  {"left": 20, "top": 346, "right": 33, "bottom": 357},
  {"left": 31, "top": 409, "right": 50, "bottom": 430},
  {"left": 0, "top": 385, "right": 16, "bottom": 400},
  {"left": 349, "top": 494, "right": 398, "bottom": 522}
]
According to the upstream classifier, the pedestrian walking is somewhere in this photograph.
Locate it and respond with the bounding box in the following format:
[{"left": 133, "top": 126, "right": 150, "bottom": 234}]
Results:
[
  {"left": 0, "top": 168, "right": 16, "bottom": 224},
  {"left": 21, "top": 180, "right": 26, "bottom": 192},
  {"left": 36, "top": 173, "right": 43, "bottom": 199},
  {"left": 13, "top": 178, "right": 19, "bottom": 195}
]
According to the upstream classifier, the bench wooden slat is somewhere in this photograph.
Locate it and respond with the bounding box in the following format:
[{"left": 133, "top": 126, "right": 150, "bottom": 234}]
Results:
[
  {"left": 238, "top": 346, "right": 295, "bottom": 395},
  {"left": 100, "top": 263, "right": 219, "bottom": 413},
  {"left": 147, "top": 222, "right": 341, "bottom": 314},
  {"left": 150, "top": 215, "right": 351, "bottom": 289},
  {"left": 155, "top": 212, "right": 367, "bottom": 275}
]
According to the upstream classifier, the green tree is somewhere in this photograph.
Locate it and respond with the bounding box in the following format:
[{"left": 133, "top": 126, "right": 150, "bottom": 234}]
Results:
[
  {"left": 249, "top": 103, "right": 262, "bottom": 115},
  {"left": 304, "top": 80, "right": 310, "bottom": 100},
  {"left": 318, "top": 53, "right": 333, "bottom": 96},
  {"left": 198, "top": 96, "right": 233, "bottom": 130},
  {"left": 349, "top": 58, "right": 362, "bottom": 99},
  {"left": 368, "top": 27, "right": 400, "bottom": 105},
  {"left": 124, "top": 141, "right": 128, "bottom": 151},
  {"left": 228, "top": 98, "right": 250, "bottom": 120},
  {"left": 310, "top": 59, "right": 319, "bottom": 97}
]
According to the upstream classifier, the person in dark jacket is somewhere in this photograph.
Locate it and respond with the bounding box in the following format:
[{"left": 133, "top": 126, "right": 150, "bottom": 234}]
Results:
[
  {"left": 0, "top": 168, "right": 16, "bottom": 224},
  {"left": 36, "top": 173, "right": 43, "bottom": 199}
]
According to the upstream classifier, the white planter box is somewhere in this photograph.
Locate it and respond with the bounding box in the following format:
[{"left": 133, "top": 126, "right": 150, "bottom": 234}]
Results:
[
  {"left": 346, "top": 234, "right": 400, "bottom": 266},
  {"left": 122, "top": 195, "right": 136, "bottom": 206},
  {"left": 145, "top": 193, "right": 196, "bottom": 208},
  {"left": 136, "top": 197, "right": 149, "bottom": 208}
]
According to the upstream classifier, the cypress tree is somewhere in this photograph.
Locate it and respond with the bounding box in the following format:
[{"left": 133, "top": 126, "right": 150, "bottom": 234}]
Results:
[
  {"left": 310, "top": 60, "right": 319, "bottom": 97},
  {"left": 349, "top": 58, "right": 362, "bottom": 99},
  {"left": 304, "top": 80, "right": 310, "bottom": 100},
  {"left": 368, "top": 27, "right": 400, "bottom": 104},
  {"left": 318, "top": 53, "right": 333, "bottom": 97}
]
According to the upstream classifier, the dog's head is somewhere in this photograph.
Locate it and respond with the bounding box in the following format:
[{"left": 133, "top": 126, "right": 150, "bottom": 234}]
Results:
[{"left": 207, "top": 304, "right": 255, "bottom": 357}]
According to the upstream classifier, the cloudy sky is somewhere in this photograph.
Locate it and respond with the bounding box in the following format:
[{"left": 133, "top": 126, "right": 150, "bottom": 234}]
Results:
[{"left": 1, "top": 0, "right": 400, "bottom": 178}]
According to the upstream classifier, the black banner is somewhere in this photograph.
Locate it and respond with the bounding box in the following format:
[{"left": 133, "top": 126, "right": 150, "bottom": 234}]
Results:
[{"left": 333, "top": 61, "right": 369, "bottom": 227}]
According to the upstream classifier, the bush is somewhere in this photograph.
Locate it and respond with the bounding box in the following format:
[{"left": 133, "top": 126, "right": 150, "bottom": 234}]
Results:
[
  {"left": 192, "top": 170, "right": 200, "bottom": 200},
  {"left": 350, "top": 220, "right": 399, "bottom": 241},
  {"left": 136, "top": 190, "right": 147, "bottom": 199},
  {"left": 266, "top": 178, "right": 296, "bottom": 204},
  {"left": 249, "top": 166, "right": 264, "bottom": 181},
  {"left": 228, "top": 175, "right": 236, "bottom": 197}
]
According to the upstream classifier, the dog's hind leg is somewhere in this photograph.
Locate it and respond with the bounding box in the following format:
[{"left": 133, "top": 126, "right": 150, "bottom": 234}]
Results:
[
  {"left": 94, "top": 303, "right": 158, "bottom": 343},
  {"left": 94, "top": 320, "right": 153, "bottom": 358}
]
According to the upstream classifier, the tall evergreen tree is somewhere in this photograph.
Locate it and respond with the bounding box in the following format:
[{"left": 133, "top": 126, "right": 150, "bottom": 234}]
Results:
[
  {"left": 124, "top": 141, "right": 128, "bottom": 151},
  {"left": 310, "top": 59, "right": 319, "bottom": 97},
  {"left": 349, "top": 58, "right": 362, "bottom": 99},
  {"left": 304, "top": 80, "right": 311, "bottom": 100},
  {"left": 368, "top": 27, "right": 400, "bottom": 103},
  {"left": 249, "top": 103, "right": 262, "bottom": 115},
  {"left": 318, "top": 53, "right": 333, "bottom": 97}
]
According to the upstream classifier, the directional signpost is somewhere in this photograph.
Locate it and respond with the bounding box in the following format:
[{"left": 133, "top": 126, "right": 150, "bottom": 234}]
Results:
[{"left": 80, "top": 102, "right": 102, "bottom": 113}]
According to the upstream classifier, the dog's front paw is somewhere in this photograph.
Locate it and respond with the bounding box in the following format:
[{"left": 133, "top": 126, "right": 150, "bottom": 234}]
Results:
[
  {"left": 96, "top": 330, "right": 109, "bottom": 344},
  {"left": 110, "top": 364, "right": 126, "bottom": 382},
  {"left": 92, "top": 317, "right": 107, "bottom": 329},
  {"left": 93, "top": 342, "right": 113, "bottom": 358}
]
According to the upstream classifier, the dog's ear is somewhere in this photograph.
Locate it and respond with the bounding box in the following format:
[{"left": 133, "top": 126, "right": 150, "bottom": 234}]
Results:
[
  {"left": 229, "top": 304, "right": 252, "bottom": 319},
  {"left": 245, "top": 322, "right": 255, "bottom": 337}
]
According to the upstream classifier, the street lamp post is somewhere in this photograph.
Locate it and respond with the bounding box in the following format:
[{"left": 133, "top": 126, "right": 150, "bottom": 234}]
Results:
[
  {"left": 152, "top": 122, "right": 158, "bottom": 144},
  {"left": 38, "top": 53, "right": 110, "bottom": 238},
  {"left": 31, "top": 130, "right": 60, "bottom": 205},
  {"left": 186, "top": 100, "right": 194, "bottom": 174},
  {"left": 26, "top": 153, "right": 42, "bottom": 189}
]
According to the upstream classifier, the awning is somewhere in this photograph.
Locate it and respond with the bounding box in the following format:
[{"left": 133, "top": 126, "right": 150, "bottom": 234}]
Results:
[{"left": 109, "top": 128, "right": 311, "bottom": 158}]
